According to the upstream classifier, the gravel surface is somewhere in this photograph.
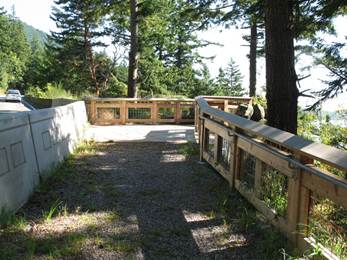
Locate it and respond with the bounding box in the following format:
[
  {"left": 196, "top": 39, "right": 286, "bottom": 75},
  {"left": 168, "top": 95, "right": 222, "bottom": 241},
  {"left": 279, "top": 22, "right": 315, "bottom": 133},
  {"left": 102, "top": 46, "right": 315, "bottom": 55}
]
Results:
[{"left": 1, "top": 142, "right": 288, "bottom": 259}]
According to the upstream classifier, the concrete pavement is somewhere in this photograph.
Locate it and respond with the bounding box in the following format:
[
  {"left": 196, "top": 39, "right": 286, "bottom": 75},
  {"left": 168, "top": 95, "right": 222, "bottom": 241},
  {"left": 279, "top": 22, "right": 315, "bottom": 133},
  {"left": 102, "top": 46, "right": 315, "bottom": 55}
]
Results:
[
  {"left": 86, "top": 124, "right": 196, "bottom": 143},
  {"left": 0, "top": 95, "right": 31, "bottom": 114}
]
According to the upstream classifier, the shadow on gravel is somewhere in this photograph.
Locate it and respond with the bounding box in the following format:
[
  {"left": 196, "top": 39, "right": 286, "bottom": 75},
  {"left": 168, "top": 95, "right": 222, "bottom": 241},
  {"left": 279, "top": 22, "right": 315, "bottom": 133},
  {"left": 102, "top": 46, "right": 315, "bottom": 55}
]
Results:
[{"left": 1, "top": 142, "right": 289, "bottom": 259}]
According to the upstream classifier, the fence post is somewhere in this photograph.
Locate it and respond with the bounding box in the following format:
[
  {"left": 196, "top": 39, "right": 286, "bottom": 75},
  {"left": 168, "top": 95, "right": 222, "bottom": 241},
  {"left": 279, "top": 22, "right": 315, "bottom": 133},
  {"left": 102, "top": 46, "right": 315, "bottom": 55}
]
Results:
[
  {"left": 286, "top": 154, "right": 312, "bottom": 251},
  {"left": 254, "top": 159, "right": 263, "bottom": 198},
  {"left": 90, "top": 100, "right": 96, "bottom": 124},
  {"left": 175, "top": 101, "right": 181, "bottom": 124},
  {"left": 120, "top": 100, "right": 126, "bottom": 125},
  {"left": 151, "top": 101, "right": 158, "bottom": 124},
  {"left": 199, "top": 117, "right": 205, "bottom": 162},
  {"left": 224, "top": 100, "right": 229, "bottom": 112}
]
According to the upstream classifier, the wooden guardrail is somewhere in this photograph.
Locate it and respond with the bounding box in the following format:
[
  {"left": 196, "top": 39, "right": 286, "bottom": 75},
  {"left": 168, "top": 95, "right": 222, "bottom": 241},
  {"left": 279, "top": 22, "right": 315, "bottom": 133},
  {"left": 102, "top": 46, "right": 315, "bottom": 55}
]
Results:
[
  {"left": 84, "top": 98, "right": 195, "bottom": 125},
  {"left": 84, "top": 97, "right": 252, "bottom": 125},
  {"left": 195, "top": 96, "right": 347, "bottom": 258}
]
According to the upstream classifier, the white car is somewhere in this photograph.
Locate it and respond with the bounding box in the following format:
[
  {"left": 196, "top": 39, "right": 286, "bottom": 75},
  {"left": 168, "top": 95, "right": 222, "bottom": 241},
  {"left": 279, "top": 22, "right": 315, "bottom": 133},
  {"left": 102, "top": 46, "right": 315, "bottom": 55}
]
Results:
[{"left": 5, "top": 89, "right": 22, "bottom": 102}]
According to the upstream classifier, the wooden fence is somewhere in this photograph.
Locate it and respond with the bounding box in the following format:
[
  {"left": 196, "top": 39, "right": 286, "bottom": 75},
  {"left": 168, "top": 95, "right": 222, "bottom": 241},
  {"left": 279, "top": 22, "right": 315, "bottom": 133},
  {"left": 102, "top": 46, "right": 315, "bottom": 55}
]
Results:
[
  {"left": 195, "top": 96, "right": 347, "bottom": 259},
  {"left": 85, "top": 97, "right": 252, "bottom": 125}
]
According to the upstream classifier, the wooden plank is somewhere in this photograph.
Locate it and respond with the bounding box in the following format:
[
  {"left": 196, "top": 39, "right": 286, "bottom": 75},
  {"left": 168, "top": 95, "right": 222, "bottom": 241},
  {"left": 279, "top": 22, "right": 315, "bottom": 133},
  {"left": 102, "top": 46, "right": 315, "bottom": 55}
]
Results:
[
  {"left": 224, "top": 100, "right": 229, "bottom": 112},
  {"left": 120, "top": 101, "right": 126, "bottom": 125},
  {"left": 195, "top": 96, "right": 347, "bottom": 172},
  {"left": 157, "top": 104, "right": 176, "bottom": 108},
  {"left": 126, "top": 119, "right": 152, "bottom": 124},
  {"left": 94, "top": 103, "right": 122, "bottom": 108},
  {"left": 205, "top": 118, "right": 233, "bottom": 142},
  {"left": 158, "top": 119, "right": 176, "bottom": 123},
  {"left": 301, "top": 168, "right": 347, "bottom": 208},
  {"left": 126, "top": 103, "right": 153, "bottom": 108},
  {"left": 297, "top": 186, "right": 311, "bottom": 252},
  {"left": 203, "top": 151, "right": 233, "bottom": 186},
  {"left": 175, "top": 102, "right": 181, "bottom": 124},
  {"left": 151, "top": 101, "right": 158, "bottom": 124},
  {"left": 199, "top": 120, "right": 206, "bottom": 161},
  {"left": 90, "top": 100, "right": 96, "bottom": 124},
  {"left": 237, "top": 137, "right": 296, "bottom": 178},
  {"left": 235, "top": 180, "right": 289, "bottom": 235},
  {"left": 84, "top": 97, "right": 195, "bottom": 102}
]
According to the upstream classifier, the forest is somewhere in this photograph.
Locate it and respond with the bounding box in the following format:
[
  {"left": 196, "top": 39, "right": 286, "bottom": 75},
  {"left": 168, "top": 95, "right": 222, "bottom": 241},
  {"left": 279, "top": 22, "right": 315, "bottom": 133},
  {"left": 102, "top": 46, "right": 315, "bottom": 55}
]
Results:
[{"left": 0, "top": 0, "right": 346, "bottom": 134}]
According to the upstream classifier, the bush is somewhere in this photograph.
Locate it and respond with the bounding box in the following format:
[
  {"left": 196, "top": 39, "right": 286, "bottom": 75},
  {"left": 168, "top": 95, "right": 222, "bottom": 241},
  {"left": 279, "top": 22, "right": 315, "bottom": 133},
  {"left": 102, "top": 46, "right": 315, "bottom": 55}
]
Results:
[{"left": 26, "top": 83, "right": 76, "bottom": 99}]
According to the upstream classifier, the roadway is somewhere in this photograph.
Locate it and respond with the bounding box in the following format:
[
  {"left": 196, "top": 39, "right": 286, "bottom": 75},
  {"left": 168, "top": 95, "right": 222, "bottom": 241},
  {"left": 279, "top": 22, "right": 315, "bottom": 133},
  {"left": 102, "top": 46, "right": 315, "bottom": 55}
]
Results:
[{"left": 0, "top": 95, "right": 32, "bottom": 114}]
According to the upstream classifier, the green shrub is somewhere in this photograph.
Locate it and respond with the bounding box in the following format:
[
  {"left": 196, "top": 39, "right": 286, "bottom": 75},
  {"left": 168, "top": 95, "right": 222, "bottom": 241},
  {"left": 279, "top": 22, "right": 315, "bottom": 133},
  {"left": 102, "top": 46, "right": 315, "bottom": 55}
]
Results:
[{"left": 26, "top": 83, "right": 76, "bottom": 99}]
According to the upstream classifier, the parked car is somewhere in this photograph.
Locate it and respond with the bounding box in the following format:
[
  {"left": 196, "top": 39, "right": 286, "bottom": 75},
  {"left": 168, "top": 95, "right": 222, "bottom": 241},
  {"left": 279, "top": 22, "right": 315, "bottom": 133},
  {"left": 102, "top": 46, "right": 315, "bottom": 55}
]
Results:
[{"left": 5, "top": 89, "right": 22, "bottom": 102}]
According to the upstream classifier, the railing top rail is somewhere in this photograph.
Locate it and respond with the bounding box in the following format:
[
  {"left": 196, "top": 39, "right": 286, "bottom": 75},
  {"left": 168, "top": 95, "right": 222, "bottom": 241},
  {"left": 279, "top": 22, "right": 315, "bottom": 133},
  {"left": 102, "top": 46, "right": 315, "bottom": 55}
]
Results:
[
  {"left": 201, "top": 96, "right": 253, "bottom": 101},
  {"left": 84, "top": 97, "right": 195, "bottom": 102},
  {"left": 196, "top": 96, "right": 347, "bottom": 173}
]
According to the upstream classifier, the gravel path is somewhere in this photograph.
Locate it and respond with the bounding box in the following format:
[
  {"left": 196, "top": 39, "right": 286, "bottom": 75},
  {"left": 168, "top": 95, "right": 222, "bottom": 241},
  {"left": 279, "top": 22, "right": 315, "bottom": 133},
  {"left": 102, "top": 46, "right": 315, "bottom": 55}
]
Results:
[{"left": 1, "top": 142, "right": 288, "bottom": 259}]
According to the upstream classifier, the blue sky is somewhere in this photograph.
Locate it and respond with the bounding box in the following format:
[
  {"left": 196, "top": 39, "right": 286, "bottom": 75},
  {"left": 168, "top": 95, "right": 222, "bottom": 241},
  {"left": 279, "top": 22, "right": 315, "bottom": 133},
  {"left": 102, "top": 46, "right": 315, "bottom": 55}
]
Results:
[{"left": 1, "top": 0, "right": 346, "bottom": 111}]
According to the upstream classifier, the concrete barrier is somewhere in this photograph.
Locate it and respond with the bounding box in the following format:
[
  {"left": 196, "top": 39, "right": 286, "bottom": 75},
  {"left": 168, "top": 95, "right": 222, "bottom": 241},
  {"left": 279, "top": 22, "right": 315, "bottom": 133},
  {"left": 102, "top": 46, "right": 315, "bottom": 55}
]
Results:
[{"left": 0, "top": 101, "right": 88, "bottom": 212}]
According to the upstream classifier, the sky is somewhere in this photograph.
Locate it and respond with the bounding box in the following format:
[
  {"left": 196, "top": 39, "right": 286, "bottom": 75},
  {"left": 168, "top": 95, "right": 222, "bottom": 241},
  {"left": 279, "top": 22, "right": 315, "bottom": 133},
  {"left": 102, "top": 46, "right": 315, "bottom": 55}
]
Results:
[{"left": 1, "top": 0, "right": 346, "bottom": 111}]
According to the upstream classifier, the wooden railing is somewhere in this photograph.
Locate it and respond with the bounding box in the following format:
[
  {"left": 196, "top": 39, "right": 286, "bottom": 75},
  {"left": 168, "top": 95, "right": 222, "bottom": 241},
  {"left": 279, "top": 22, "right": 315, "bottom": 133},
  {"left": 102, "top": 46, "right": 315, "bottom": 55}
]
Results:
[
  {"left": 195, "top": 96, "right": 347, "bottom": 258},
  {"left": 84, "top": 97, "right": 196, "bottom": 125},
  {"left": 85, "top": 97, "right": 252, "bottom": 125}
]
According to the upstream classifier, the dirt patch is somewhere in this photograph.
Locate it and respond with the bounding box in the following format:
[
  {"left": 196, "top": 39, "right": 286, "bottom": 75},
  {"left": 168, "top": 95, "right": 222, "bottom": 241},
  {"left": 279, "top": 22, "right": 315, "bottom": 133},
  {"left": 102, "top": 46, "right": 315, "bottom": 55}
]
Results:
[{"left": 0, "top": 142, "right": 289, "bottom": 259}]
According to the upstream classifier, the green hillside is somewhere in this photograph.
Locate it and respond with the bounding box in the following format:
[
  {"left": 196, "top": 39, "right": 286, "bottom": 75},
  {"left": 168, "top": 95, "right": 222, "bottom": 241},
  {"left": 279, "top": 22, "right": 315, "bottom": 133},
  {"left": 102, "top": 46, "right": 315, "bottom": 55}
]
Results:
[{"left": 22, "top": 21, "right": 47, "bottom": 45}]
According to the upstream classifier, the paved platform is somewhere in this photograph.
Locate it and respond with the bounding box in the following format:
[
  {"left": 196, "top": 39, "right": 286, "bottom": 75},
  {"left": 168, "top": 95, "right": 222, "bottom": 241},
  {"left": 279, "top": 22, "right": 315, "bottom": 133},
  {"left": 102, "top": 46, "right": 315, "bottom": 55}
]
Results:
[
  {"left": 86, "top": 124, "right": 196, "bottom": 143},
  {"left": 0, "top": 100, "right": 30, "bottom": 114}
]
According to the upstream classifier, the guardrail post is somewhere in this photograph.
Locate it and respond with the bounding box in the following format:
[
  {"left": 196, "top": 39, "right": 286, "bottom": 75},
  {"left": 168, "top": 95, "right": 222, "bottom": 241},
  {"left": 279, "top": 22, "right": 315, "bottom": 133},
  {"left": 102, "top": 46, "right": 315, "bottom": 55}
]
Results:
[
  {"left": 199, "top": 117, "right": 205, "bottom": 162},
  {"left": 120, "top": 100, "right": 126, "bottom": 125},
  {"left": 175, "top": 101, "right": 181, "bottom": 124},
  {"left": 234, "top": 129, "right": 242, "bottom": 182},
  {"left": 287, "top": 154, "right": 312, "bottom": 251},
  {"left": 90, "top": 100, "right": 96, "bottom": 124},
  {"left": 224, "top": 100, "right": 229, "bottom": 112},
  {"left": 151, "top": 101, "right": 158, "bottom": 124}
]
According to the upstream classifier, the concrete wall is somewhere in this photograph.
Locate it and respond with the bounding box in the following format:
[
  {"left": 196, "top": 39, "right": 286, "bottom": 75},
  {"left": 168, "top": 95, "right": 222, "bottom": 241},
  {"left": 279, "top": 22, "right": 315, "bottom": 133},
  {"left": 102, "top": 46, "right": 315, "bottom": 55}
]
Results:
[
  {"left": 0, "top": 101, "right": 88, "bottom": 212},
  {"left": 23, "top": 96, "right": 76, "bottom": 109}
]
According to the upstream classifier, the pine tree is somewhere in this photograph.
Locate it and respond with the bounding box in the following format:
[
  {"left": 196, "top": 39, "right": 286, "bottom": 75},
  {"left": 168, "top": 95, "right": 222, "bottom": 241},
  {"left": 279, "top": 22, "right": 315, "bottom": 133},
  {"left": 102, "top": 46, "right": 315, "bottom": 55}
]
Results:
[
  {"left": 49, "top": 0, "right": 108, "bottom": 95},
  {"left": 216, "top": 58, "right": 245, "bottom": 96}
]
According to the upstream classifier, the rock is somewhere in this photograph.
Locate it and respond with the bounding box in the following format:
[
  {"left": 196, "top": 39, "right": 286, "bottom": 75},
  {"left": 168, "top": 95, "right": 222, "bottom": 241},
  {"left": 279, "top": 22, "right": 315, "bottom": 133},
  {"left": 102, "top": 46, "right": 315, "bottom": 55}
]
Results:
[
  {"left": 236, "top": 104, "right": 254, "bottom": 119},
  {"left": 251, "top": 104, "right": 266, "bottom": 121}
]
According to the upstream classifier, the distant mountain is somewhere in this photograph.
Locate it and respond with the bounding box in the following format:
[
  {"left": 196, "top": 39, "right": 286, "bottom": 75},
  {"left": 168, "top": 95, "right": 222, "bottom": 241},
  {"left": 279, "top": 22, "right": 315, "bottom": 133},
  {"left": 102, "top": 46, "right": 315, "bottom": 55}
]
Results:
[{"left": 22, "top": 22, "right": 47, "bottom": 46}]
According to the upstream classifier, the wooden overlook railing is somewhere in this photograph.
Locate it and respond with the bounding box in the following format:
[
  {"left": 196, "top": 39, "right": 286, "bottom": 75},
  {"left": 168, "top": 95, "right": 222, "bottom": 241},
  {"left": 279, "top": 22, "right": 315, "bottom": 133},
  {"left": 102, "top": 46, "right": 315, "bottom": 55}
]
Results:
[
  {"left": 195, "top": 96, "right": 347, "bottom": 258},
  {"left": 84, "top": 97, "right": 252, "bottom": 125}
]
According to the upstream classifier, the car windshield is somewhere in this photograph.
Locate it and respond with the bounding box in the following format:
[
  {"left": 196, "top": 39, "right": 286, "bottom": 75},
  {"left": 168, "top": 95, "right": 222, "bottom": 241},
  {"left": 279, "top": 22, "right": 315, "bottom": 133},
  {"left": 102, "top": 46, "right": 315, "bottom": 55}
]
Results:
[{"left": 7, "top": 90, "right": 20, "bottom": 95}]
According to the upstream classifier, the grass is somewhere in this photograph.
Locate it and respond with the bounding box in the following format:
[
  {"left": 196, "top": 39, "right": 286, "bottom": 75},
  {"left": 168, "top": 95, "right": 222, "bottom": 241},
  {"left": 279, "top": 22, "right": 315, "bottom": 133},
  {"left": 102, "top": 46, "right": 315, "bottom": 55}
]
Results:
[
  {"left": 42, "top": 200, "right": 63, "bottom": 222},
  {"left": 307, "top": 198, "right": 347, "bottom": 259},
  {"left": 260, "top": 168, "right": 288, "bottom": 216},
  {"left": 0, "top": 209, "right": 27, "bottom": 230},
  {"left": 0, "top": 140, "right": 103, "bottom": 259},
  {"left": 179, "top": 141, "right": 199, "bottom": 157}
]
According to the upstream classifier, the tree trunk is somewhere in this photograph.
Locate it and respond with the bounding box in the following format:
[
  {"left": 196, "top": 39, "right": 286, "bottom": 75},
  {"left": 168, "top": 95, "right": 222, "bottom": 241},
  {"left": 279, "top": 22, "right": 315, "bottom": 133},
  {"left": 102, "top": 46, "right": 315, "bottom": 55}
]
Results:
[
  {"left": 249, "top": 19, "right": 257, "bottom": 97},
  {"left": 265, "top": 0, "right": 298, "bottom": 134},
  {"left": 128, "top": 0, "right": 139, "bottom": 98},
  {"left": 84, "top": 25, "right": 100, "bottom": 97}
]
